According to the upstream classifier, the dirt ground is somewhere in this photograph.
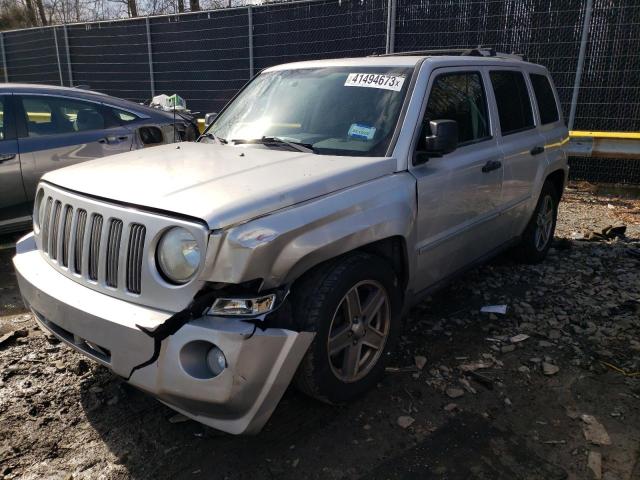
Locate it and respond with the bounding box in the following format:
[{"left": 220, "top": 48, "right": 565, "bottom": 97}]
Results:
[{"left": 1, "top": 182, "right": 639, "bottom": 480}]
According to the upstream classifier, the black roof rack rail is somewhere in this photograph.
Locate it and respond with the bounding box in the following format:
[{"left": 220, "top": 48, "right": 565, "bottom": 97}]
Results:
[{"left": 373, "top": 47, "right": 524, "bottom": 61}]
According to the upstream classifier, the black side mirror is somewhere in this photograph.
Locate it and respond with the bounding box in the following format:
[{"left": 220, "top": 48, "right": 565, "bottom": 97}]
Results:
[{"left": 417, "top": 119, "right": 458, "bottom": 163}]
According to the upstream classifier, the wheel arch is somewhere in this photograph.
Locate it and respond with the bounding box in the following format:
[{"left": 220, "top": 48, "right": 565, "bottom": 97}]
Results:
[
  {"left": 545, "top": 168, "right": 566, "bottom": 200},
  {"left": 289, "top": 235, "right": 410, "bottom": 297}
]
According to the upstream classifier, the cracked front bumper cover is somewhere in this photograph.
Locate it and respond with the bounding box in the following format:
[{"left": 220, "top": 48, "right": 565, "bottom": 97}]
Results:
[{"left": 13, "top": 233, "right": 314, "bottom": 435}]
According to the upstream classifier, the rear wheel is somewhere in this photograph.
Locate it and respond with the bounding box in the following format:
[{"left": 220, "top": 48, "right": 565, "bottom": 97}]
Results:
[
  {"left": 514, "top": 180, "right": 559, "bottom": 263},
  {"left": 292, "top": 253, "right": 400, "bottom": 404}
]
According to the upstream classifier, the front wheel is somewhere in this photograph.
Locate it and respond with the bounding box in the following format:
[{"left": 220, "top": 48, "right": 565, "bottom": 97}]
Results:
[
  {"left": 514, "top": 180, "right": 559, "bottom": 263},
  {"left": 291, "top": 253, "right": 400, "bottom": 404}
]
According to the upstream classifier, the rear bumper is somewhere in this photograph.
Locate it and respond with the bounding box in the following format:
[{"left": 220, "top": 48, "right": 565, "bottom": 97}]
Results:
[{"left": 13, "top": 233, "right": 313, "bottom": 434}]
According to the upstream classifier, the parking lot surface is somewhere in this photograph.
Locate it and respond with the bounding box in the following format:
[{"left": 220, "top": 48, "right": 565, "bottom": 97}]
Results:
[{"left": 1, "top": 182, "right": 639, "bottom": 480}]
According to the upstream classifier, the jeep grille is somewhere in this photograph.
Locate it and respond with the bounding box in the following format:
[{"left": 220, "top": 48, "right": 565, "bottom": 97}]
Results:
[{"left": 33, "top": 183, "right": 208, "bottom": 311}]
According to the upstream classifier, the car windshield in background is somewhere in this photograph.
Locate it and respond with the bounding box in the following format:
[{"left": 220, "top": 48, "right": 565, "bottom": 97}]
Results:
[{"left": 206, "top": 66, "right": 414, "bottom": 157}]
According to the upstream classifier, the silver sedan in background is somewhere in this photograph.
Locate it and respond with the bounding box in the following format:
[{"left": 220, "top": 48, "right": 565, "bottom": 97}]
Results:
[{"left": 0, "top": 84, "right": 197, "bottom": 234}]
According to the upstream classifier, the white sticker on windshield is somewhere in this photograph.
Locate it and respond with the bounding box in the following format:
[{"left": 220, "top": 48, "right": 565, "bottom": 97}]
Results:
[
  {"left": 344, "top": 73, "right": 406, "bottom": 91},
  {"left": 348, "top": 123, "right": 376, "bottom": 140}
]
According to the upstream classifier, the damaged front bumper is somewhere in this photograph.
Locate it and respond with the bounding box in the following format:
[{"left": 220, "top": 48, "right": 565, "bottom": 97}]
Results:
[{"left": 13, "top": 233, "right": 314, "bottom": 435}]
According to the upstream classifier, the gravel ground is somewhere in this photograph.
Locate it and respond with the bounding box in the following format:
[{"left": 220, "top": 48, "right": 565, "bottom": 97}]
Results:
[{"left": 0, "top": 181, "right": 639, "bottom": 480}]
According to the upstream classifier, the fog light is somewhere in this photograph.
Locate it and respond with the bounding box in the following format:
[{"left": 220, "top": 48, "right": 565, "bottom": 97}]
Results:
[{"left": 206, "top": 346, "right": 226, "bottom": 376}]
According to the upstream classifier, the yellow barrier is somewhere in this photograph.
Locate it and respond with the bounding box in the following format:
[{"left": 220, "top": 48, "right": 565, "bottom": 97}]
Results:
[{"left": 570, "top": 130, "right": 640, "bottom": 140}]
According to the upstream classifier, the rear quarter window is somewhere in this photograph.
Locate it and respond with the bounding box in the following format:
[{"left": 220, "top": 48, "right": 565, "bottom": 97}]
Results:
[
  {"left": 489, "top": 70, "right": 534, "bottom": 135},
  {"left": 529, "top": 73, "right": 560, "bottom": 124}
]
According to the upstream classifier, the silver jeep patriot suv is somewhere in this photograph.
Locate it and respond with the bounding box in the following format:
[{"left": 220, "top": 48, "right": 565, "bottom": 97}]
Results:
[{"left": 13, "top": 49, "right": 568, "bottom": 434}]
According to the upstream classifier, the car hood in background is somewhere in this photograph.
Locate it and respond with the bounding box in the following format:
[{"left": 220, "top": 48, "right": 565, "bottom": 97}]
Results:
[{"left": 42, "top": 142, "right": 396, "bottom": 230}]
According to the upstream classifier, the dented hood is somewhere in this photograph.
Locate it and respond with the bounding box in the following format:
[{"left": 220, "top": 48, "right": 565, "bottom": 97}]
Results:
[{"left": 42, "top": 142, "right": 396, "bottom": 230}]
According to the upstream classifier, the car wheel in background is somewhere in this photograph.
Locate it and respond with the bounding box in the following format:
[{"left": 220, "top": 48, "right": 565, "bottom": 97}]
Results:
[{"left": 514, "top": 180, "right": 560, "bottom": 264}]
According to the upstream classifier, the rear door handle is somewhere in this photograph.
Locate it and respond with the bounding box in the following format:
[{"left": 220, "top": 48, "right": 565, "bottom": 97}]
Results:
[
  {"left": 530, "top": 145, "right": 545, "bottom": 156},
  {"left": 0, "top": 153, "right": 16, "bottom": 164},
  {"left": 98, "top": 135, "right": 128, "bottom": 144},
  {"left": 109, "top": 135, "right": 130, "bottom": 144},
  {"left": 482, "top": 159, "right": 502, "bottom": 173}
]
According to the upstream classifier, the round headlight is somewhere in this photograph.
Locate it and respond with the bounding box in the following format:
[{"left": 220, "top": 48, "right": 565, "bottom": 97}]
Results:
[{"left": 157, "top": 227, "right": 201, "bottom": 284}]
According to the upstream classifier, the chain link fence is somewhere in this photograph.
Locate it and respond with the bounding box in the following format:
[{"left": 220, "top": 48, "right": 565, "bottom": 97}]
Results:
[{"left": 1, "top": 0, "right": 639, "bottom": 183}]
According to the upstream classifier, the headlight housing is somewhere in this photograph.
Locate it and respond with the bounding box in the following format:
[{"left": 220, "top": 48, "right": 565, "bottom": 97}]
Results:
[
  {"left": 156, "top": 227, "right": 201, "bottom": 284},
  {"left": 208, "top": 294, "right": 277, "bottom": 316}
]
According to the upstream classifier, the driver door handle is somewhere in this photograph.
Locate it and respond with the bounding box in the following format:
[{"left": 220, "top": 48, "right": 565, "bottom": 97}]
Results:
[
  {"left": 482, "top": 159, "right": 502, "bottom": 173},
  {"left": 530, "top": 145, "right": 545, "bottom": 156},
  {"left": 0, "top": 153, "right": 16, "bottom": 164}
]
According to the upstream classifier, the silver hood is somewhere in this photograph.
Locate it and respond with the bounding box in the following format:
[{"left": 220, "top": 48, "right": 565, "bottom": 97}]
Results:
[{"left": 42, "top": 142, "right": 396, "bottom": 230}]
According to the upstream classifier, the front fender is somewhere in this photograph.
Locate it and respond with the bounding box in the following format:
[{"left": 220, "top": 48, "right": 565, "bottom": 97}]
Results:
[{"left": 202, "top": 173, "right": 417, "bottom": 289}]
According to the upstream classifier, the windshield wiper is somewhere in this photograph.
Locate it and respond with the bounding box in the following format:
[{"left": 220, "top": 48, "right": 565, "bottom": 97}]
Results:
[
  {"left": 230, "top": 136, "right": 316, "bottom": 153},
  {"left": 199, "top": 132, "right": 228, "bottom": 144}
]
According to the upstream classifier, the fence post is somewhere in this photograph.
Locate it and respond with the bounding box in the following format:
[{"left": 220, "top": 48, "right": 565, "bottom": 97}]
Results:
[
  {"left": 568, "top": 0, "right": 593, "bottom": 131},
  {"left": 63, "top": 24, "right": 73, "bottom": 87},
  {"left": 248, "top": 5, "right": 254, "bottom": 78},
  {"left": 145, "top": 16, "right": 155, "bottom": 98},
  {"left": 0, "top": 33, "right": 8, "bottom": 82},
  {"left": 53, "top": 27, "right": 64, "bottom": 86},
  {"left": 386, "top": 0, "right": 397, "bottom": 54}
]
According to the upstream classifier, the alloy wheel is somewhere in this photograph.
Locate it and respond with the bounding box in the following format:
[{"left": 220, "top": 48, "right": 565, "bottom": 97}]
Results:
[
  {"left": 326, "top": 280, "right": 390, "bottom": 383},
  {"left": 535, "top": 194, "right": 555, "bottom": 251}
]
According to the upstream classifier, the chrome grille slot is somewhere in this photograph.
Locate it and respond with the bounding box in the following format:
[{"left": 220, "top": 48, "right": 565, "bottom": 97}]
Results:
[
  {"left": 88, "top": 214, "right": 103, "bottom": 281},
  {"left": 61, "top": 205, "right": 73, "bottom": 267},
  {"left": 49, "top": 201, "right": 62, "bottom": 261},
  {"left": 105, "top": 219, "right": 123, "bottom": 288},
  {"left": 74, "top": 209, "right": 87, "bottom": 274},
  {"left": 126, "top": 224, "right": 146, "bottom": 294},
  {"left": 41, "top": 197, "right": 53, "bottom": 255}
]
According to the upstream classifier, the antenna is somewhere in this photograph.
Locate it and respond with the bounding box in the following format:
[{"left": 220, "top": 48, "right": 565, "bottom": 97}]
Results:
[{"left": 173, "top": 95, "right": 177, "bottom": 143}]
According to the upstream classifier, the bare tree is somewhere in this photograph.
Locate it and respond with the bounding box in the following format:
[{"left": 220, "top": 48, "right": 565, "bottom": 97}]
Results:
[
  {"left": 127, "top": 0, "right": 137, "bottom": 16},
  {"left": 23, "top": 0, "right": 39, "bottom": 25},
  {"left": 34, "top": 0, "right": 47, "bottom": 24},
  {"left": 0, "top": 0, "right": 31, "bottom": 29},
  {"left": 0, "top": 0, "right": 268, "bottom": 28}
]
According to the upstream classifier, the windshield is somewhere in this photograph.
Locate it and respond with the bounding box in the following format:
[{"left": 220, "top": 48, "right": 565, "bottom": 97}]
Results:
[{"left": 205, "top": 66, "right": 414, "bottom": 156}]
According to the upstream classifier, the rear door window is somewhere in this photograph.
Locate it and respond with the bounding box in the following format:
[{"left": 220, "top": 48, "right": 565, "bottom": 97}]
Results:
[
  {"left": 489, "top": 70, "right": 534, "bottom": 135},
  {"left": 529, "top": 73, "right": 560, "bottom": 125},
  {"left": 21, "top": 96, "right": 106, "bottom": 137},
  {"left": 422, "top": 71, "right": 490, "bottom": 146}
]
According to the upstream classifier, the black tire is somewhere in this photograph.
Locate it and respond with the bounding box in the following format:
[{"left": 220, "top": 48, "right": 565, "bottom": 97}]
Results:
[
  {"left": 291, "top": 253, "right": 401, "bottom": 404},
  {"left": 514, "top": 180, "right": 560, "bottom": 264}
]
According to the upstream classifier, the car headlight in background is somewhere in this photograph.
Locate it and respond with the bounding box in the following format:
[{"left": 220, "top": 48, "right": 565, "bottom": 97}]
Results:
[{"left": 156, "top": 227, "right": 201, "bottom": 284}]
